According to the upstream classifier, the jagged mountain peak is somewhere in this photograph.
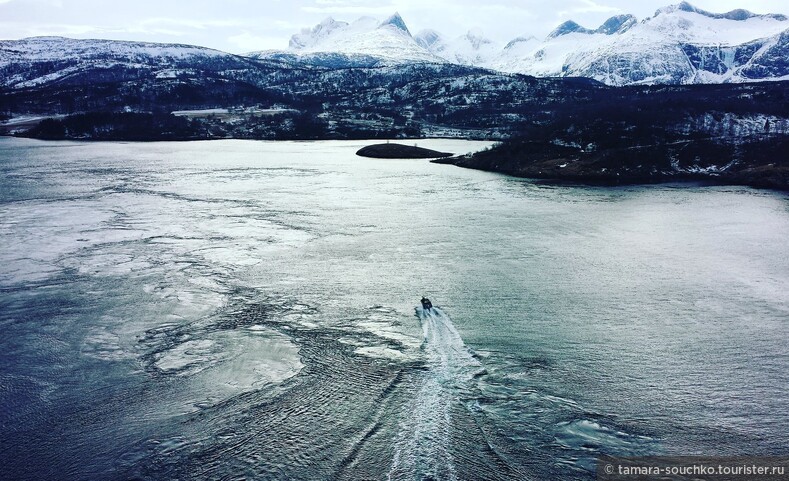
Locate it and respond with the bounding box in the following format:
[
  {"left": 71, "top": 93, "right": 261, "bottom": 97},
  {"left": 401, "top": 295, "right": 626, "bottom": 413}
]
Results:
[
  {"left": 548, "top": 20, "right": 592, "bottom": 38},
  {"left": 595, "top": 14, "right": 637, "bottom": 34},
  {"left": 547, "top": 15, "right": 636, "bottom": 39},
  {"left": 379, "top": 12, "right": 411, "bottom": 35},
  {"left": 277, "top": 12, "right": 440, "bottom": 65}
]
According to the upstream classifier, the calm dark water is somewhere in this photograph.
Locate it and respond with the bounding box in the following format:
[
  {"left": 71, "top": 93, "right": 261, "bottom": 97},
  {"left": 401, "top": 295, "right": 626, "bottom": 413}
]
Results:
[{"left": 1, "top": 138, "right": 787, "bottom": 480}]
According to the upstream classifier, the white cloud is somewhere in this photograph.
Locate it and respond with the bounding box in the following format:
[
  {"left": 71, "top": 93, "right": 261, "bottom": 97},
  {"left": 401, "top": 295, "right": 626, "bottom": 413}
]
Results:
[
  {"left": 301, "top": 5, "right": 395, "bottom": 15},
  {"left": 139, "top": 17, "right": 252, "bottom": 31},
  {"left": 559, "top": 0, "right": 621, "bottom": 16},
  {"left": 228, "top": 31, "right": 287, "bottom": 52}
]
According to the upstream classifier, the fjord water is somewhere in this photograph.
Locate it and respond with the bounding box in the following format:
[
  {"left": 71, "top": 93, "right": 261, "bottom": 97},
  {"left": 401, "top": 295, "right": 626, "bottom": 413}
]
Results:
[{"left": 1, "top": 138, "right": 787, "bottom": 480}]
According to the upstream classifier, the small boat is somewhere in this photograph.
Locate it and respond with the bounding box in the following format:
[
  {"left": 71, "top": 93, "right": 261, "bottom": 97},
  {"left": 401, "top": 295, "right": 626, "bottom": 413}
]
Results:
[{"left": 420, "top": 297, "right": 433, "bottom": 310}]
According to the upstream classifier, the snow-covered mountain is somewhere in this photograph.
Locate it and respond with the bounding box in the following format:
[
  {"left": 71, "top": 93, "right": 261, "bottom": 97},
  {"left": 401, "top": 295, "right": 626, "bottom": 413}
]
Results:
[
  {"left": 493, "top": 2, "right": 789, "bottom": 85},
  {"left": 249, "top": 13, "right": 442, "bottom": 67},
  {"left": 3, "top": 2, "right": 789, "bottom": 88},
  {"left": 0, "top": 36, "right": 261, "bottom": 89},
  {"left": 259, "top": 2, "right": 789, "bottom": 85},
  {"left": 414, "top": 29, "right": 500, "bottom": 66}
]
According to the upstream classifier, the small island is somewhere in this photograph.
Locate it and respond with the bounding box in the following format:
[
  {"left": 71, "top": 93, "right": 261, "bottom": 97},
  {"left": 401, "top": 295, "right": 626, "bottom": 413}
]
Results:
[{"left": 356, "top": 143, "right": 453, "bottom": 159}]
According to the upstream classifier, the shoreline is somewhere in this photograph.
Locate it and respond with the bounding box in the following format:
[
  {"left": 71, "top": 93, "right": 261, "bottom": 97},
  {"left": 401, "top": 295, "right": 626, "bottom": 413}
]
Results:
[{"left": 2, "top": 134, "right": 786, "bottom": 193}]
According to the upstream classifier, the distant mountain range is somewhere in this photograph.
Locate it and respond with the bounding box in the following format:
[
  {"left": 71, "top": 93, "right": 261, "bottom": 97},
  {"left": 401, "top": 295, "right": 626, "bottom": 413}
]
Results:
[
  {"left": 1, "top": 3, "right": 787, "bottom": 191},
  {"left": 249, "top": 2, "right": 789, "bottom": 85},
  {"left": 1, "top": 2, "right": 787, "bottom": 90}
]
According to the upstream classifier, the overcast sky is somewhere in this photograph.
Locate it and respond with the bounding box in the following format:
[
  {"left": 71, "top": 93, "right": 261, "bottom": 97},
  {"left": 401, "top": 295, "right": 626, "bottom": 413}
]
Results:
[{"left": 2, "top": 0, "right": 788, "bottom": 53}]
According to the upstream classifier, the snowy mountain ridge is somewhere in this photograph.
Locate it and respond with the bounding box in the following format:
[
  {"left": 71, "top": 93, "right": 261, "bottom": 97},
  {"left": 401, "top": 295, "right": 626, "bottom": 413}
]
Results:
[
  {"left": 0, "top": 36, "right": 260, "bottom": 89},
  {"left": 654, "top": 1, "right": 787, "bottom": 21},
  {"left": 2, "top": 2, "right": 789, "bottom": 87},
  {"left": 255, "top": 2, "right": 789, "bottom": 85},
  {"left": 266, "top": 12, "right": 441, "bottom": 65}
]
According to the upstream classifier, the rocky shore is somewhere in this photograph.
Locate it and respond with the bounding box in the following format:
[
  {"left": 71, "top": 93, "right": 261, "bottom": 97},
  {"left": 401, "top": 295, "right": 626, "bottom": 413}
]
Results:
[{"left": 434, "top": 137, "right": 789, "bottom": 191}]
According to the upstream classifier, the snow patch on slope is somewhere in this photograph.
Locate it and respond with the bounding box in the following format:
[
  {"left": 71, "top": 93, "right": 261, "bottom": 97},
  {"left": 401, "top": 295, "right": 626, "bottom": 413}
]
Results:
[{"left": 415, "top": 29, "right": 500, "bottom": 66}]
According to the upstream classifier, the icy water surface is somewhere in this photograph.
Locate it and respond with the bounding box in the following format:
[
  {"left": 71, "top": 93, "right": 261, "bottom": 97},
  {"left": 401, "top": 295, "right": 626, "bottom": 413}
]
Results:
[{"left": 1, "top": 138, "right": 788, "bottom": 480}]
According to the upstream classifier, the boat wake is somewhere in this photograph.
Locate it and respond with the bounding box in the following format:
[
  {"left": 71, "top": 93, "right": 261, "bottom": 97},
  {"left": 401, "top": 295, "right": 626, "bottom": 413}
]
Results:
[{"left": 388, "top": 306, "right": 482, "bottom": 481}]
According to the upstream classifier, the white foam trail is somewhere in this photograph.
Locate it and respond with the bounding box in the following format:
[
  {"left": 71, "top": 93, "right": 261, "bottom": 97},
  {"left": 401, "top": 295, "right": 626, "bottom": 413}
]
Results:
[{"left": 388, "top": 307, "right": 480, "bottom": 481}]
